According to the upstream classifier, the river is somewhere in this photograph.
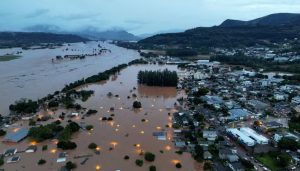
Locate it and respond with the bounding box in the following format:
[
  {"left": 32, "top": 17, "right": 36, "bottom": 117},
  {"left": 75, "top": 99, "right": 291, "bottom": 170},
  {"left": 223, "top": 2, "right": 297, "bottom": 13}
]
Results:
[{"left": 0, "top": 41, "right": 140, "bottom": 115}]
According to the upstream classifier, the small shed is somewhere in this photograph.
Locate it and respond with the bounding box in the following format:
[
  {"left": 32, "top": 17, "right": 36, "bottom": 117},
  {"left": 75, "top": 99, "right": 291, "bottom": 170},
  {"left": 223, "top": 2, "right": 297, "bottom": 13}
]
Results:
[
  {"left": 25, "top": 145, "right": 37, "bottom": 153},
  {"left": 7, "top": 156, "right": 20, "bottom": 163},
  {"left": 57, "top": 152, "right": 67, "bottom": 163},
  {"left": 4, "top": 148, "right": 17, "bottom": 157}
]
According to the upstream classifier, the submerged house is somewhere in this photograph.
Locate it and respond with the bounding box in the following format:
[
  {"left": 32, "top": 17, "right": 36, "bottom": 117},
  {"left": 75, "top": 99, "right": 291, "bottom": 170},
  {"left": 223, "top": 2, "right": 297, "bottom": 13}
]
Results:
[
  {"left": 7, "top": 156, "right": 20, "bottom": 163},
  {"left": 3, "top": 148, "right": 17, "bottom": 157},
  {"left": 153, "top": 132, "right": 167, "bottom": 140},
  {"left": 3, "top": 128, "right": 29, "bottom": 143},
  {"left": 57, "top": 152, "right": 67, "bottom": 163},
  {"left": 25, "top": 145, "right": 37, "bottom": 153}
]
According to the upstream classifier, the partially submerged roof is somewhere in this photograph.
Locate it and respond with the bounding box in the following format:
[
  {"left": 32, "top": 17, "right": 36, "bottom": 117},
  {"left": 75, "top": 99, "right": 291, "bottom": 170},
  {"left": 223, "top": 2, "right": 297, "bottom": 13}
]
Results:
[
  {"left": 3, "top": 128, "right": 29, "bottom": 143},
  {"left": 4, "top": 148, "right": 17, "bottom": 155},
  {"left": 7, "top": 156, "right": 20, "bottom": 163},
  {"left": 26, "top": 145, "right": 37, "bottom": 152}
]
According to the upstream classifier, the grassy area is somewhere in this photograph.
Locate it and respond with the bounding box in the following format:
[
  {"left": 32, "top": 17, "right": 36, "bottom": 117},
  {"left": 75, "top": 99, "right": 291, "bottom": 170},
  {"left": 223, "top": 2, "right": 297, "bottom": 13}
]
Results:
[
  {"left": 0, "top": 55, "right": 21, "bottom": 62},
  {"left": 256, "top": 154, "right": 280, "bottom": 171}
]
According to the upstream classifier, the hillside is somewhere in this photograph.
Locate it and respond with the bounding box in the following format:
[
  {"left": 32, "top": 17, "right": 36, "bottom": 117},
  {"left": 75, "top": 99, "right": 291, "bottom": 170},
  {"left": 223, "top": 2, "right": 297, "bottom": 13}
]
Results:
[
  {"left": 0, "top": 32, "right": 88, "bottom": 48},
  {"left": 220, "top": 13, "right": 300, "bottom": 27},
  {"left": 139, "top": 13, "right": 300, "bottom": 48}
]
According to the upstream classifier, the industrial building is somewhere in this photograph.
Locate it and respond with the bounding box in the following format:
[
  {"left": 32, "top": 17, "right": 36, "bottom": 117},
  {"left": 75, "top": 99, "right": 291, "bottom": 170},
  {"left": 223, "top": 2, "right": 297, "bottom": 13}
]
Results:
[
  {"left": 240, "top": 127, "right": 269, "bottom": 145},
  {"left": 227, "top": 128, "right": 255, "bottom": 147},
  {"left": 227, "top": 127, "right": 269, "bottom": 147}
]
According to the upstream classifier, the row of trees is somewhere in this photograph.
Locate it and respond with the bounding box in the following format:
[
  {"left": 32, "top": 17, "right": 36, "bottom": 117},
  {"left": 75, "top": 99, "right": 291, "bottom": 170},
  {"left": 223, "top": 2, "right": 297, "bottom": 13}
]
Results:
[
  {"left": 138, "top": 69, "right": 178, "bottom": 87},
  {"left": 9, "top": 99, "right": 39, "bottom": 114},
  {"left": 9, "top": 60, "right": 143, "bottom": 114},
  {"left": 62, "top": 64, "right": 128, "bottom": 92},
  {"left": 128, "top": 59, "right": 149, "bottom": 65}
]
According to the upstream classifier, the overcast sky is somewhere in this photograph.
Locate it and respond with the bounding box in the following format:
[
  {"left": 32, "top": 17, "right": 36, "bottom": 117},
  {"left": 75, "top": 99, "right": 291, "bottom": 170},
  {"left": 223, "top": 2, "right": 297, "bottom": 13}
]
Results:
[{"left": 1, "top": 0, "right": 300, "bottom": 34}]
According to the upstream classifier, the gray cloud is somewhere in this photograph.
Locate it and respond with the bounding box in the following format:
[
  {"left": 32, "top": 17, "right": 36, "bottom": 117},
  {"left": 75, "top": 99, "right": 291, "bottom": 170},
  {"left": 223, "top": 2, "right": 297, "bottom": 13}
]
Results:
[
  {"left": 25, "top": 9, "right": 49, "bottom": 18},
  {"left": 0, "top": 0, "right": 299, "bottom": 34},
  {"left": 57, "top": 12, "right": 101, "bottom": 21}
]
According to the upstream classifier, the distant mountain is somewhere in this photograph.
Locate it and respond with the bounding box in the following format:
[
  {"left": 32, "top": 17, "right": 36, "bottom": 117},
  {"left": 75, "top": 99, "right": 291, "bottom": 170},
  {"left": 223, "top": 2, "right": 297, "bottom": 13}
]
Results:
[
  {"left": 23, "top": 24, "right": 64, "bottom": 33},
  {"left": 24, "top": 25, "right": 140, "bottom": 41},
  {"left": 78, "top": 28, "right": 140, "bottom": 41},
  {"left": 0, "top": 32, "right": 88, "bottom": 48},
  {"left": 139, "top": 13, "right": 300, "bottom": 48},
  {"left": 220, "top": 13, "right": 300, "bottom": 27}
]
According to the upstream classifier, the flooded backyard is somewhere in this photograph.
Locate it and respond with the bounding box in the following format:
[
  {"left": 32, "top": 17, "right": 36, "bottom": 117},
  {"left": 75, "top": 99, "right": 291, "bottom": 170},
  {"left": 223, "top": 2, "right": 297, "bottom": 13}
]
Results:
[
  {"left": 0, "top": 64, "right": 201, "bottom": 171},
  {"left": 0, "top": 41, "right": 139, "bottom": 115}
]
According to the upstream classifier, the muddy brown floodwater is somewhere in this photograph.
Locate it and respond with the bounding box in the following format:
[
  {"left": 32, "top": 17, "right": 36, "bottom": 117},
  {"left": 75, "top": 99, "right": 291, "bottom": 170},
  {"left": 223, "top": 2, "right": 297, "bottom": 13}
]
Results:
[
  {"left": 0, "top": 41, "right": 139, "bottom": 115},
  {"left": 0, "top": 64, "right": 202, "bottom": 171}
]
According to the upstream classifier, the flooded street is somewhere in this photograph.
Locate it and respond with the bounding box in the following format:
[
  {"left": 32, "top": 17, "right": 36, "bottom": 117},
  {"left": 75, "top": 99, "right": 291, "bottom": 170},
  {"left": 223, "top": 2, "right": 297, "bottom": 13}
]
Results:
[
  {"left": 0, "top": 41, "right": 139, "bottom": 115},
  {"left": 0, "top": 64, "right": 201, "bottom": 171}
]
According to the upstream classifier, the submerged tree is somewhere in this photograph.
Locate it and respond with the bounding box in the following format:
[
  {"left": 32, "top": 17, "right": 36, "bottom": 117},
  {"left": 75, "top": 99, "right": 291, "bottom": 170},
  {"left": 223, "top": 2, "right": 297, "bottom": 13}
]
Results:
[
  {"left": 133, "top": 101, "right": 142, "bottom": 109},
  {"left": 138, "top": 69, "right": 178, "bottom": 87}
]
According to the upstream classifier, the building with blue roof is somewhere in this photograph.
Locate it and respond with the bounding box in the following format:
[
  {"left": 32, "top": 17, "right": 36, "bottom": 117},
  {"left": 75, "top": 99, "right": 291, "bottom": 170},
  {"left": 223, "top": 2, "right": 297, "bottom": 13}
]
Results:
[
  {"left": 3, "top": 128, "right": 29, "bottom": 143},
  {"left": 201, "top": 95, "right": 224, "bottom": 109},
  {"left": 228, "top": 108, "right": 251, "bottom": 121}
]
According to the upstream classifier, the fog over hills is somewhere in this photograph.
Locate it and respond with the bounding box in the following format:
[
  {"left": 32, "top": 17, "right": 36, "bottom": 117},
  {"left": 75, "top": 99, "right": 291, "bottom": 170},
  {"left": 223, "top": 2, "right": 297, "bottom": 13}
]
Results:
[{"left": 23, "top": 24, "right": 141, "bottom": 41}]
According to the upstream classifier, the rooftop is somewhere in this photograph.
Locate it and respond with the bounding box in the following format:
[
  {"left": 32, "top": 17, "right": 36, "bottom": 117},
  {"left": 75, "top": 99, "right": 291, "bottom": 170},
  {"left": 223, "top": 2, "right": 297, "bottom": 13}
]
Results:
[
  {"left": 240, "top": 127, "right": 269, "bottom": 144},
  {"left": 228, "top": 109, "right": 250, "bottom": 120},
  {"left": 3, "top": 128, "right": 29, "bottom": 143},
  {"left": 227, "top": 128, "right": 255, "bottom": 146}
]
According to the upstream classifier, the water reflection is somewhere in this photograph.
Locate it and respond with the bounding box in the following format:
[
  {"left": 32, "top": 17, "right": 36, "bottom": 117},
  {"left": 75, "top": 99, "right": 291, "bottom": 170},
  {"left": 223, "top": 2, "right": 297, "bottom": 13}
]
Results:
[{"left": 137, "top": 84, "right": 177, "bottom": 98}]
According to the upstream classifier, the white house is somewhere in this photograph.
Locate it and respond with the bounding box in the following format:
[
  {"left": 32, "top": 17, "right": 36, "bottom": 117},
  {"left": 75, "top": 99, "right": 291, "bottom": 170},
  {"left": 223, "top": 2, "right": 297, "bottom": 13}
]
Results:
[
  {"left": 274, "top": 94, "right": 286, "bottom": 101},
  {"left": 203, "top": 130, "right": 218, "bottom": 141}
]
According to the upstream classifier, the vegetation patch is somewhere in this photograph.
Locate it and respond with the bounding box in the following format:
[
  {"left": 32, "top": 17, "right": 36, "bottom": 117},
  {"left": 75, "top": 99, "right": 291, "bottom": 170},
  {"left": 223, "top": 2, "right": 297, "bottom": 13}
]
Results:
[
  {"left": 38, "top": 159, "right": 46, "bottom": 165},
  {"left": 144, "top": 152, "right": 156, "bottom": 162},
  {"left": 0, "top": 129, "right": 6, "bottom": 136},
  {"left": 0, "top": 55, "right": 21, "bottom": 62},
  {"left": 9, "top": 98, "right": 39, "bottom": 114},
  {"left": 88, "top": 143, "right": 98, "bottom": 149},
  {"left": 256, "top": 152, "right": 291, "bottom": 171},
  {"left": 135, "top": 159, "right": 144, "bottom": 167},
  {"left": 57, "top": 141, "right": 77, "bottom": 150},
  {"left": 133, "top": 101, "right": 142, "bottom": 109},
  {"left": 138, "top": 69, "right": 178, "bottom": 86}
]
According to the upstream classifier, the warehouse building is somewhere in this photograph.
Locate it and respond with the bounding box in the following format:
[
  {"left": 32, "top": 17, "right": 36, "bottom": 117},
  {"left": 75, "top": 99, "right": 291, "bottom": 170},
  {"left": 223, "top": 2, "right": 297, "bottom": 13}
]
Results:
[
  {"left": 227, "top": 128, "right": 255, "bottom": 147},
  {"left": 240, "top": 127, "right": 269, "bottom": 145}
]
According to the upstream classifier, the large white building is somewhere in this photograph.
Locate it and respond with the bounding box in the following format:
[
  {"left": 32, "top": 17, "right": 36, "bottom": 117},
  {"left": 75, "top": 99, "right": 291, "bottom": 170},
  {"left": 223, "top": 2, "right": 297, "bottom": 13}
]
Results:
[
  {"left": 240, "top": 127, "right": 269, "bottom": 145},
  {"left": 227, "top": 128, "right": 255, "bottom": 147}
]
